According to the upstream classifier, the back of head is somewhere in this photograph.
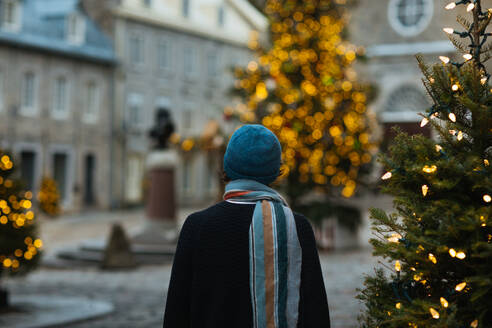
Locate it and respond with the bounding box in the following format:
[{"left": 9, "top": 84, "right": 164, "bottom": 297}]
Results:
[{"left": 223, "top": 124, "right": 282, "bottom": 185}]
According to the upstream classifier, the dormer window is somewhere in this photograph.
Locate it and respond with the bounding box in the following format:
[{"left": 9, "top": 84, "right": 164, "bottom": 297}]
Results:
[
  {"left": 218, "top": 5, "right": 225, "bottom": 27},
  {"left": 66, "top": 13, "right": 85, "bottom": 45},
  {"left": 183, "top": 0, "right": 190, "bottom": 18},
  {"left": 2, "top": 0, "right": 21, "bottom": 32}
]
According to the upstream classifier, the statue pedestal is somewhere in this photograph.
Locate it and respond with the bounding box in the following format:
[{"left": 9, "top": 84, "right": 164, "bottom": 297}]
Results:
[{"left": 132, "top": 150, "right": 178, "bottom": 245}]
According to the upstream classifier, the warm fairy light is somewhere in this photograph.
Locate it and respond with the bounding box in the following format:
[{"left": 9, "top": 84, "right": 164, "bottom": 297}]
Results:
[
  {"left": 439, "top": 56, "right": 450, "bottom": 64},
  {"left": 456, "top": 251, "right": 466, "bottom": 260},
  {"left": 387, "top": 233, "right": 402, "bottom": 243},
  {"left": 395, "top": 302, "right": 402, "bottom": 309},
  {"left": 422, "top": 165, "right": 437, "bottom": 173},
  {"left": 440, "top": 297, "right": 449, "bottom": 308},
  {"left": 485, "top": 159, "right": 490, "bottom": 166},
  {"left": 449, "top": 112, "right": 457, "bottom": 121},
  {"left": 451, "top": 84, "right": 459, "bottom": 91},
  {"left": 429, "top": 307, "right": 440, "bottom": 319},
  {"left": 435, "top": 145, "right": 443, "bottom": 152},
  {"left": 467, "top": 3, "right": 475, "bottom": 12},
  {"left": 428, "top": 253, "right": 437, "bottom": 264},
  {"left": 381, "top": 171, "right": 392, "bottom": 180},
  {"left": 422, "top": 185, "right": 429, "bottom": 196},
  {"left": 463, "top": 54, "right": 473, "bottom": 61},
  {"left": 457, "top": 131, "right": 463, "bottom": 141},
  {"left": 455, "top": 282, "right": 467, "bottom": 291},
  {"left": 481, "top": 77, "right": 487, "bottom": 85},
  {"left": 395, "top": 260, "right": 401, "bottom": 272},
  {"left": 445, "top": 2, "right": 456, "bottom": 10},
  {"left": 420, "top": 117, "right": 429, "bottom": 127},
  {"left": 443, "top": 27, "right": 454, "bottom": 34},
  {"left": 471, "top": 319, "right": 478, "bottom": 328},
  {"left": 449, "top": 248, "right": 457, "bottom": 257},
  {"left": 483, "top": 194, "right": 492, "bottom": 203}
]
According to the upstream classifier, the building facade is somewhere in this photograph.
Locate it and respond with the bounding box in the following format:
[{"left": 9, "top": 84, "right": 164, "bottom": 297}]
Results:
[
  {"left": 83, "top": 0, "right": 267, "bottom": 207},
  {"left": 0, "top": 0, "right": 115, "bottom": 211}
]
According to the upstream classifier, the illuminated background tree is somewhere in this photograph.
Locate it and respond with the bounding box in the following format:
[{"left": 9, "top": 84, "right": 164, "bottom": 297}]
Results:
[
  {"left": 358, "top": 1, "right": 492, "bottom": 327},
  {"left": 233, "top": 0, "right": 377, "bottom": 227},
  {"left": 0, "top": 150, "right": 41, "bottom": 307}
]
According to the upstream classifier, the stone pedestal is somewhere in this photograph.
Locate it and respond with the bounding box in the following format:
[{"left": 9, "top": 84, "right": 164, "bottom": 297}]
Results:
[{"left": 132, "top": 150, "right": 178, "bottom": 245}]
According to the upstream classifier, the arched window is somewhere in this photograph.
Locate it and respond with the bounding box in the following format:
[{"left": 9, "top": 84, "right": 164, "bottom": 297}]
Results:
[
  {"left": 388, "top": 0, "right": 433, "bottom": 37},
  {"left": 382, "top": 84, "right": 429, "bottom": 122}
]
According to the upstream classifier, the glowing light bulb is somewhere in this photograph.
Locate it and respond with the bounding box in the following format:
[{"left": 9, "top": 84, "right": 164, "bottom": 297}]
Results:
[
  {"left": 381, "top": 171, "right": 392, "bottom": 180},
  {"left": 467, "top": 3, "right": 475, "bottom": 12},
  {"left": 439, "top": 56, "right": 450, "bottom": 64},
  {"left": 449, "top": 248, "right": 457, "bottom": 257},
  {"left": 445, "top": 2, "right": 456, "bottom": 10},
  {"left": 484, "top": 194, "right": 492, "bottom": 203},
  {"left": 463, "top": 53, "right": 473, "bottom": 61},
  {"left": 395, "top": 302, "right": 402, "bottom": 309},
  {"left": 457, "top": 131, "right": 463, "bottom": 141},
  {"left": 421, "top": 117, "right": 429, "bottom": 127},
  {"left": 387, "top": 233, "right": 402, "bottom": 243},
  {"left": 430, "top": 307, "right": 440, "bottom": 319},
  {"left": 449, "top": 112, "right": 457, "bottom": 121},
  {"left": 456, "top": 251, "right": 466, "bottom": 260},
  {"left": 455, "top": 282, "right": 467, "bottom": 291},
  {"left": 440, "top": 297, "right": 449, "bottom": 308},
  {"left": 452, "top": 84, "right": 459, "bottom": 91},
  {"left": 428, "top": 253, "right": 437, "bottom": 264},
  {"left": 471, "top": 319, "right": 478, "bottom": 328},
  {"left": 484, "top": 159, "right": 490, "bottom": 166},
  {"left": 443, "top": 27, "right": 454, "bottom": 34},
  {"left": 422, "top": 165, "right": 437, "bottom": 173},
  {"left": 481, "top": 77, "right": 487, "bottom": 85},
  {"left": 422, "top": 185, "right": 429, "bottom": 196},
  {"left": 395, "top": 260, "right": 401, "bottom": 272},
  {"left": 435, "top": 145, "right": 443, "bottom": 152}
]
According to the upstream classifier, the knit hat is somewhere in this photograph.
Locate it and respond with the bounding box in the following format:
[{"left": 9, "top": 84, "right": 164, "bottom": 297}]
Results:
[{"left": 224, "top": 124, "right": 282, "bottom": 185}]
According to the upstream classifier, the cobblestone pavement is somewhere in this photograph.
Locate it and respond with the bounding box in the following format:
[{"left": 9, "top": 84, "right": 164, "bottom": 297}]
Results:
[{"left": 5, "top": 209, "right": 378, "bottom": 328}]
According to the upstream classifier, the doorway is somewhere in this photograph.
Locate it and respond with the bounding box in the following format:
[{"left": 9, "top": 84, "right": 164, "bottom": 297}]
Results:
[{"left": 84, "top": 154, "right": 96, "bottom": 206}]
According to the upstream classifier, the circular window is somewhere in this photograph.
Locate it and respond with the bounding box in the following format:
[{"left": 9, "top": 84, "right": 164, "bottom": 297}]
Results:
[{"left": 388, "top": 0, "right": 434, "bottom": 37}]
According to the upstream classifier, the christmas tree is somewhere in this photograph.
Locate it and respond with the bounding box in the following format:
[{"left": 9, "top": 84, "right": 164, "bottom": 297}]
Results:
[
  {"left": 358, "top": 1, "right": 492, "bottom": 327},
  {"left": 0, "top": 150, "right": 41, "bottom": 302},
  {"left": 38, "top": 176, "right": 61, "bottom": 217},
  {"left": 232, "top": 0, "right": 376, "bottom": 226}
]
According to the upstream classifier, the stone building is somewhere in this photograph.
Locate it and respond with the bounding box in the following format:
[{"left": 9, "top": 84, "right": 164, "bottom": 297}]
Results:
[
  {"left": 339, "top": 0, "right": 478, "bottom": 248},
  {"left": 0, "top": 0, "right": 115, "bottom": 211},
  {"left": 83, "top": 0, "right": 267, "bottom": 207}
]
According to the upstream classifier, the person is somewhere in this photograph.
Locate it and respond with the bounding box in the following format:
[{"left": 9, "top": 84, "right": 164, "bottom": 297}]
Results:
[{"left": 163, "top": 124, "right": 330, "bottom": 328}]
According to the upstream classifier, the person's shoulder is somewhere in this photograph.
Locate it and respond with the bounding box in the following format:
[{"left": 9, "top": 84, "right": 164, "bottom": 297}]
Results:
[{"left": 184, "top": 201, "right": 252, "bottom": 224}]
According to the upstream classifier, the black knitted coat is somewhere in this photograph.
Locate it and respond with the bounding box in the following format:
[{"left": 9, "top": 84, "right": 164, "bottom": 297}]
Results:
[{"left": 163, "top": 201, "right": 330, "bottom": 328}]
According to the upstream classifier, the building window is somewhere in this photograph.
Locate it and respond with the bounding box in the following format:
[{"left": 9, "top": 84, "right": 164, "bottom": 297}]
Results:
[
  {"left": 207, "top": 50, "right": 219, "bottom": 77},
  {"left": 127, "top": 93, "right": 144, "bottom": 127},
  {"left": 183, "top": 46, "right": 196, "bottom": 77},
  {"left": 21, "top": 72, "right": 37, "bottom": 115},
  {"left": 382, "top": 84, "right": 429, "bottom": 122},
  {"left": 2, "top": 0, "right": 21, "bottom": 32},
  {"left": 0, "top": 71, "right": 4, "bottom": 111},
  {"left": 182, "top": 159, "right": 193, "bottom": 195},
  {"left": 158, "top": 40, "right": 171, "bottom": 70},
  {"left": 182, "top": 109, "right": 192, "bottom": 131},
  {"left": 218, "top": 5, "right": 225, "bottom": 27},
  {"left": 182, "top": 0, "right": 190, "bottom": 17},
  {"left": 66, "top": 13, "right": 85, "bottom": 44},
  {"left": 129, "top": 35, "right": 144, "bottom": 66},
  {"left": 53, "top": 152, "right": 69, "bottom": 202},
  {"left": 83, "top": 81, "right": 99, "bottom": 123},
  {"left": 20, "top": 150, "right": 36, "bottom": 192},
  {"left": 52, "top": 76, "right": 69, "bottom": 119},
  {"left": 388, "top": 0, "right": 433, "bottom": 37}
]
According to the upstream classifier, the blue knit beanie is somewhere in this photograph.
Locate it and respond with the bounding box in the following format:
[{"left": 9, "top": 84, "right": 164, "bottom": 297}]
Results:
[{"left": 224, "top": 124, "right": 282, "bottom": 185}]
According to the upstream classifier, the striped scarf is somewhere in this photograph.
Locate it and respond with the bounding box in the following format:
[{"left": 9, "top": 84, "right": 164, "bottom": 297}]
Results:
[{"left": 224, "top": 179, "right": 302, "bottom": 328}]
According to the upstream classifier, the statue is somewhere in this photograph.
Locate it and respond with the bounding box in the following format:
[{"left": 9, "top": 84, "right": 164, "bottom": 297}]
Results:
[{"left": 149, "top": 108, "right": 175, "bottom": 150}]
